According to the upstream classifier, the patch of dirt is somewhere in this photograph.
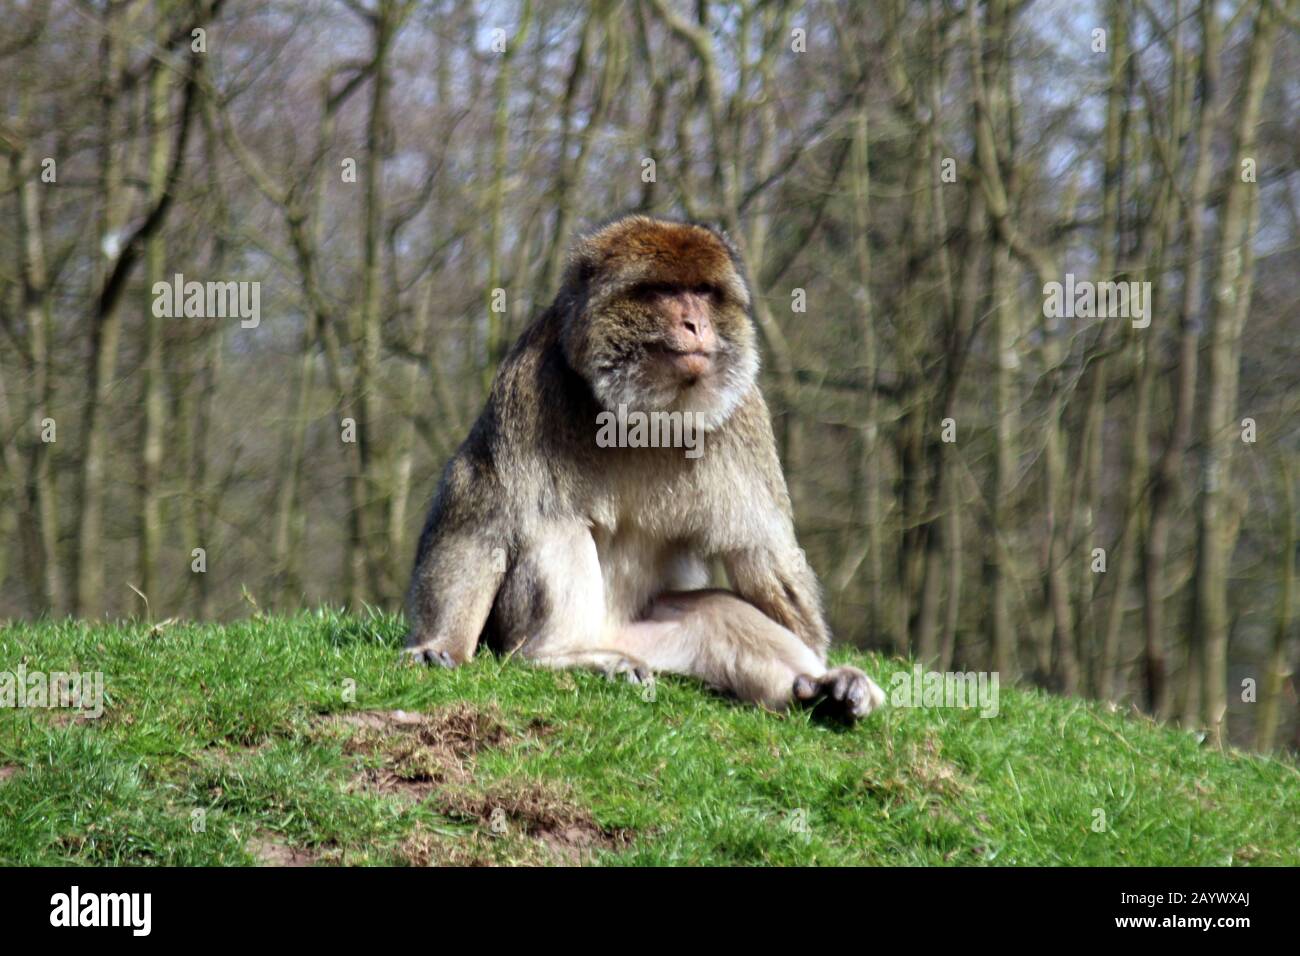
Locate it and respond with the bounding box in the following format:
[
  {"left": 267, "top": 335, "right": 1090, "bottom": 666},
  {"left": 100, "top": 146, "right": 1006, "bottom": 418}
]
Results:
[
  {"left": 246, "top": 832, "right": 319, "bottom": 867},
  {"left": 320, "top": 704, "right": 514, "bottom": 799},
  {"left": 338, "top": 705, "right": 512, "bottom": 753},
  {"left": 396, "top": 829, "right": 486, "bottom": 866},
  {"left": 0, "top": 766, "right": 18, "bottom": 784},
  {"left": 394, "top": 827, "right": 545, "bottom": 867},
  {"left": 317, "top": 705, "right": 627, "bottom": 865},
  {"left": 437, "top": 783, "right": 631, "bottom": 865}
]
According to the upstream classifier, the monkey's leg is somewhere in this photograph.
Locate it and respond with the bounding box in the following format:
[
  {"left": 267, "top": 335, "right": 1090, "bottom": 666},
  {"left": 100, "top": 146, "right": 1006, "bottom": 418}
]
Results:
[
  {"left": 615, "top": 591, "right": 884, "bottom": 721},
  {"left": 404, "top": 531, "right": 507, "bottom": 666},
  {"left": 504, "top": 525, "right": 657, "bottom": 681},
  {"left": 523, "top": 648, "right": 656, "bottom": 684}
]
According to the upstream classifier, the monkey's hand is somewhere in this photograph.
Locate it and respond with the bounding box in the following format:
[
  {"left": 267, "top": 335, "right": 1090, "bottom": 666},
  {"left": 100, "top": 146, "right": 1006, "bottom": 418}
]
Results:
[{"left": 793, "top": 666, "right": 885, "bottom": 723}]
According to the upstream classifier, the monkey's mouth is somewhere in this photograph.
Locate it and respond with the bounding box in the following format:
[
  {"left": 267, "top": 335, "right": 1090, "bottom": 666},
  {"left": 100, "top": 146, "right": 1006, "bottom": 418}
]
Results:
[{"left": 648, "top": 344, "right": 715, "bottom": 382}]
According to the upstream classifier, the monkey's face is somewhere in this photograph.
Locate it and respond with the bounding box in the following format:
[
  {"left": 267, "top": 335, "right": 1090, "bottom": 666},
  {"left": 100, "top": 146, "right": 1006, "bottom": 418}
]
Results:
[{"left": 562, "top": 217, "right": 759, "bottom": 430}]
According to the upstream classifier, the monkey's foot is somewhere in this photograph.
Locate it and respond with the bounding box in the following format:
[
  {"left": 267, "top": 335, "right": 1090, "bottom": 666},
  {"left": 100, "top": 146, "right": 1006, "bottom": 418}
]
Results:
[
  {"left": 793, "top": 666, "right": 885, "bottom": 723},
  {"left": 527, "top": 650, "right": 654, "bottom": 685},
  {"left": 401, "top": 644, "right": 459, "bottom": 668}
]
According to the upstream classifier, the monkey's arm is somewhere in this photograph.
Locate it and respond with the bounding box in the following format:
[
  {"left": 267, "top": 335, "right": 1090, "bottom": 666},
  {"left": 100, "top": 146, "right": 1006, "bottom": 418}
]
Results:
[
  {"left": 724, "top": 546, "right": 831, "bottom": 658},
  {"left": 404, "top": 460, "right": 509, "bottom": 666},
  {"left": 711, "top": 396, "right": 832, "bottom": 656},
  {"left": 404, "top": 527, "right": 506, "bottom": 666}
]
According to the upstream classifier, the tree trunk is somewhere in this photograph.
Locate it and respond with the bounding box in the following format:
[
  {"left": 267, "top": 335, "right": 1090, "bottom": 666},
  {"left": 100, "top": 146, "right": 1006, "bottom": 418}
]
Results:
[
  {"left": 73, "top": 3, "right": 126, "bottom": 617},
  {"left": 138, "top": 44, "right": 171, "bottom": 608},
  {"left": 1190, "top": 2, "right": 1278, "bottom": 745},
  {"left": 11, "top": 140, "right": 64, "bottom": 614},
  {"left": 1257, "top": 459, "right": 1295, "bottom": 752},
  {"left": 1143, "top": 0, "right": 1219, "bottom": 721}
]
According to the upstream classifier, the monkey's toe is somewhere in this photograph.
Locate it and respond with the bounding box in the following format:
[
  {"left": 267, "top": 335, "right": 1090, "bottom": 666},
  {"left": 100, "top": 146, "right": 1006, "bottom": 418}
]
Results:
[
  {"left": 401, "top": 646, "right": 457, "bottom": 668},
  {"left": 793, "top": 674, "right": 820, "bottom": 701},
  {"left": 602, "top": 656, "right": 654, "bottom": 685}
]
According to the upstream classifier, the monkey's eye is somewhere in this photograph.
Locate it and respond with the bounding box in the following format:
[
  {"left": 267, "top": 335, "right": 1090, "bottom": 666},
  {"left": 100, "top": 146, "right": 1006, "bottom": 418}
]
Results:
[
  {"left": 692, "top": 283, "right": 721, "bottom": 300},
  {"left": 630, "top": 281, "right": 674, "bottom": 301}
]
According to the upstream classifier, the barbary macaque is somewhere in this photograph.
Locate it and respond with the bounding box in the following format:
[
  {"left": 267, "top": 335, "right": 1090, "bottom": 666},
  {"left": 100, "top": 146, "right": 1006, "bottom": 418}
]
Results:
[{"left": 405, "top": 215, "right": 883, "bottom": 722}]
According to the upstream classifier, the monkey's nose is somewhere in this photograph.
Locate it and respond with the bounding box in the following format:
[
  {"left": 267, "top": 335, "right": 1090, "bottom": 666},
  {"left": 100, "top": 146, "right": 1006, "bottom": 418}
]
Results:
[{"left": 673, "top": 309, "right": 715, "bottom": 351}]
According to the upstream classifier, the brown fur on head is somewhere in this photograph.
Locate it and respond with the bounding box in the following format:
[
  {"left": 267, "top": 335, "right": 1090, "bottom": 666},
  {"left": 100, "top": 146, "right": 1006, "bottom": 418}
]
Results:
[{"left": 559, "top": 215, "right": 759, "bottom": 430}]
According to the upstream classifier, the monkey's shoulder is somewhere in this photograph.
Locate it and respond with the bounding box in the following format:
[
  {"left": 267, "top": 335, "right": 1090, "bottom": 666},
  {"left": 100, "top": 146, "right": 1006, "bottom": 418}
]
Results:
[
  {"left": 487, "top": 323, "right": 598, "bottom": 451},
  {"left": 432, "top": 321, "right": 594, "bottom": 508}
]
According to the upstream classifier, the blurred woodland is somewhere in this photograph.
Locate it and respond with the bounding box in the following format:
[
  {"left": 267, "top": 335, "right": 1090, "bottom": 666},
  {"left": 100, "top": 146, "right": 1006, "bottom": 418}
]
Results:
[{"left": 0, "top": 0, "right": 1297, "bottom": 751}]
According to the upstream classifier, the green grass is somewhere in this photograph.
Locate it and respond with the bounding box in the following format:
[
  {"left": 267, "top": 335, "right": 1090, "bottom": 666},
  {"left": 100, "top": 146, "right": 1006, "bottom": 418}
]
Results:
[{"left": 1, "top": 610, "right": 1296, "bottom": 866}]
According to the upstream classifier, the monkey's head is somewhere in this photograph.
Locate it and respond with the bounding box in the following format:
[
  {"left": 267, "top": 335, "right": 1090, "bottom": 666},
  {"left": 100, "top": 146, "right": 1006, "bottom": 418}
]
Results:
[{"left": 559, "top": 215, "right": 759, "bottom": 430}]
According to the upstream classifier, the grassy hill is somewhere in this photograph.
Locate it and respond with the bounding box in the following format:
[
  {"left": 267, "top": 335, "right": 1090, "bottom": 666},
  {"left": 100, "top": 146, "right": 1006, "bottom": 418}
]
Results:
[{"left": 1, "top": 611, "right": 1296, "bottom": 866}]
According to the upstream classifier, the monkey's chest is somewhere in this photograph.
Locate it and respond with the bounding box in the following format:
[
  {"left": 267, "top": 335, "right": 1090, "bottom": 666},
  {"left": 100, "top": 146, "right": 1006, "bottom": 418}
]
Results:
[{"left": 591, "top": 523, "right": 710, "bottom": 621}]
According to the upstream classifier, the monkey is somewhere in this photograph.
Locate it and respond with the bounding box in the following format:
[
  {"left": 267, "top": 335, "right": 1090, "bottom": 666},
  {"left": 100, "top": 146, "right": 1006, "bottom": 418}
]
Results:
[{"left": 404, "top": 214, "right": 884, "bottom": 723}]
